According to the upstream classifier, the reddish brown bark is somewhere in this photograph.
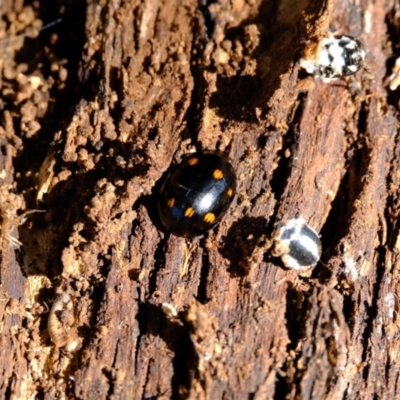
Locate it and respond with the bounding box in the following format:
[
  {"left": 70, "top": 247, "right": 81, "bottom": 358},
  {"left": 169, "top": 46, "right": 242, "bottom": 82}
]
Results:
[{"left": 0, "top": 0, "right": 399, "bottom": 399}]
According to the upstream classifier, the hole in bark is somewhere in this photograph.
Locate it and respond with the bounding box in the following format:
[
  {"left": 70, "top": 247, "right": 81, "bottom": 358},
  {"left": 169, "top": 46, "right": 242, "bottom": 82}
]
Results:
[
  {"left": 274, "top": 370, "right": 291, "bottom": 400},
  {"left": 356, "top": 101, "right": 368, "bottom": 135},
  {"left": 256, "top": 134, "right": 268, "bottom": 149},
  {"left": 342, "top": 292, "right": 356, "bottom": 331},
  {"left": 285, "top": 284, "right": 307, "bottom": 350},
  {"left": 35, "top": 388, "right": 45, "bottom": 399},
  {"left": 148, "top": 127, "right": 158, "bottom": 141},
  {"left": 196, "top": 237, "right": 211, "bottom": 303},
  {"left": 198, "top": 0, "right": 218, "bottom": 38},
  {"left": 102, "top": 368, "right": 115, "bottom": 397},
  {"left": 0, "top": 144, "right": 6, "bottom": 157}
]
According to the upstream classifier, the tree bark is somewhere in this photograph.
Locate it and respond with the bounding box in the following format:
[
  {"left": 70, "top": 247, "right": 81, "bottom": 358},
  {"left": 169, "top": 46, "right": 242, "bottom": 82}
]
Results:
[{"left": 0, "top": 0, "right": 399, "bottom": 399}]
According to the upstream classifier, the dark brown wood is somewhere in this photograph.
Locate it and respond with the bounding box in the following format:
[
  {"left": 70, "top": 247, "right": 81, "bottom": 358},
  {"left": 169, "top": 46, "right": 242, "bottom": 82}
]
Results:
[{"left": 0, "top": 0, "right": 399, "bottom": 399}]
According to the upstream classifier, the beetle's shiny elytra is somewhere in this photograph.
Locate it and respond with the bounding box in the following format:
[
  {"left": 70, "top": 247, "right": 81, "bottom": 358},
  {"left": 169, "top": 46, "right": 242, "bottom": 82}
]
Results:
[
  {"left": 272, "top": 218, "right": 322, "bottom": 271},
  {"left": 158, "top": 151, "right": 237, "bottom": 237}
]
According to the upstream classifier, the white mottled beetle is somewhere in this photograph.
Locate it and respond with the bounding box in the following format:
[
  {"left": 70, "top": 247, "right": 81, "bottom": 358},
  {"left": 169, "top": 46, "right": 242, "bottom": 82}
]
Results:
[{"left": 300, "top": 33, "right": 365, "bottom": 79}]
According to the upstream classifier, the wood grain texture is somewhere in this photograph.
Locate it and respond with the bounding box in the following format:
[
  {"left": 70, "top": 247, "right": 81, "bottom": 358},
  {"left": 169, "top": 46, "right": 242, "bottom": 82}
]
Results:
[{"left": 0, "top": 0, "right": 399, "bottom": 399}]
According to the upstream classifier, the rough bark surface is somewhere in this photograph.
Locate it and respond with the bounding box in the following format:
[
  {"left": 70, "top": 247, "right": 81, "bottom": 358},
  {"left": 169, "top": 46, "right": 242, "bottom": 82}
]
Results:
[{"left": 0, "top": 0, "right": 399, "bottom": 399}]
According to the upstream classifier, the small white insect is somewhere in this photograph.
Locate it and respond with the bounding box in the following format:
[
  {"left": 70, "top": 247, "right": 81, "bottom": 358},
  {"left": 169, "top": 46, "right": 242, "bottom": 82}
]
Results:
[
  {"left": 47, "top": 293, "right": 77, "bottom": 348},
  {"left": 300, "top": 33, "right": 365, "bottom": 79},
  {"left": 272, "top": 218, "right": 322, "bottom": 271},
  {"left": 161, "top": 302, "right": 178, "bottom": 318}
]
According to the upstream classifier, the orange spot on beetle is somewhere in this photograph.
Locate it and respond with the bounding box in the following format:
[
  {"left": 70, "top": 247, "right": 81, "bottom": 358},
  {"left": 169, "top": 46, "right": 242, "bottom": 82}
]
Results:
[
  {"left": 167, "top": 198, "right": 175, "bottom": 208},
  {"left": 188, "top": 158, "right": 199, "bottom": 166},
  {"left": 203, "top": 212, "right": 216, "bottom": 224},
  {"left": 213, "top": 169, "right": 224, "bottom": 179},
  {"left": 185, "top": 207, "right": 195, "bottom": 217}
]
